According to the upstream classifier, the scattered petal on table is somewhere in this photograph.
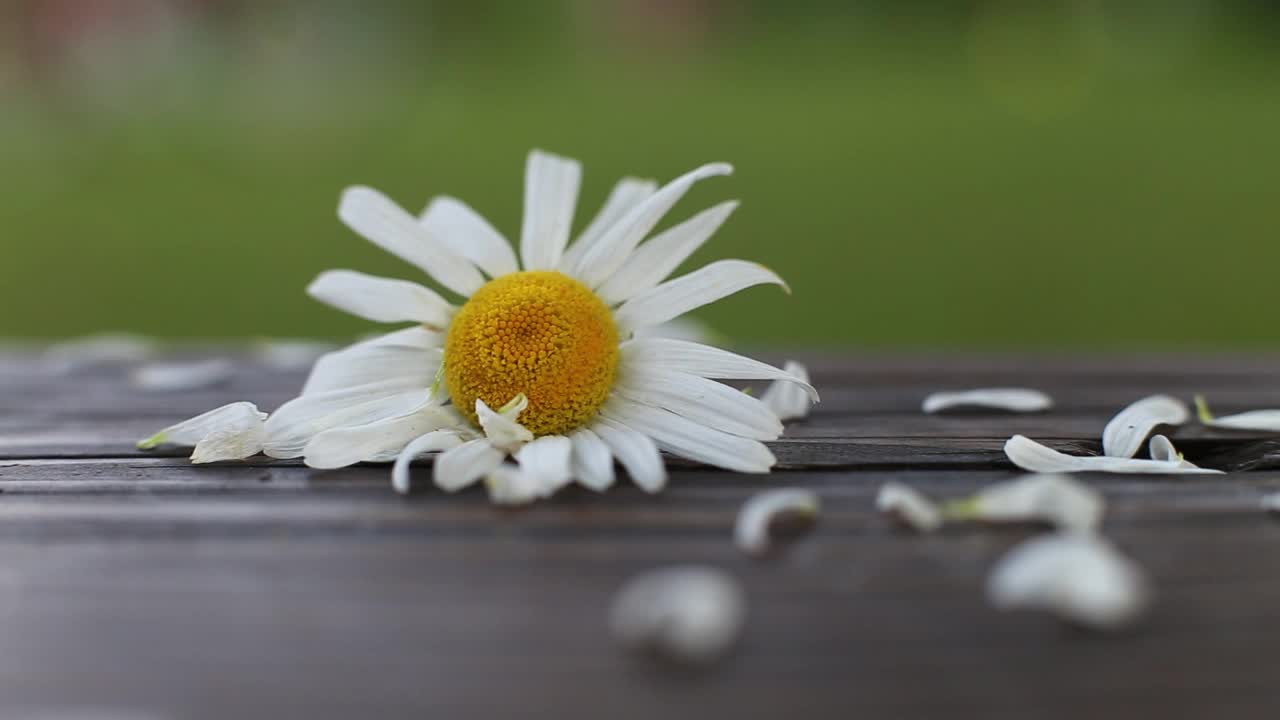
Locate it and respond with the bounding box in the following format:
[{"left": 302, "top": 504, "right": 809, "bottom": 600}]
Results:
[
  {"left": 610, "top": 566, "right": 746, "bottom": 665},
  {"left": 876, "top": 482, "right": 944, "bottom": 532},
  {"left": 1103, "top": 395, "right": 1189, "bottom": 459},
  {"left": 734, "top": 488, "right": 820, "bottom": 555},
  {"left": 922, "top": 388, "right": 1053, "bottom": 414}
]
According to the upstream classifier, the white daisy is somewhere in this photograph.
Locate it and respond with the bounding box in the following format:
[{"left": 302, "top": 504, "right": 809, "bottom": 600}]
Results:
[{"left": 145, "top": 150, "right": 816, "bottom": 501}]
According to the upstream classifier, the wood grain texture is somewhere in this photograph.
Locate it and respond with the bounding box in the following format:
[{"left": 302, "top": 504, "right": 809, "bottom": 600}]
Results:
[{"left": 2, "top": 347, "right": 1280, "bottom": 719}]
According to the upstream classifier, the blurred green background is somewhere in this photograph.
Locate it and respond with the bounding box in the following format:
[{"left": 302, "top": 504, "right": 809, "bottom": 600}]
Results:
[{"left": 2, "top": 0, "right": 1277, "bottom": 347}]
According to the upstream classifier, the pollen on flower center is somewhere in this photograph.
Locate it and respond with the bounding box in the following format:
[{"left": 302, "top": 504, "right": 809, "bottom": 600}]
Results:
[{"left": 444, "top": 270, "right": 619, "bottom": 436}]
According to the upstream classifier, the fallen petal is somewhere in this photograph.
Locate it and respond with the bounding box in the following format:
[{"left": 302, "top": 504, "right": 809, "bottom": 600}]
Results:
[
  {"left": 987, "top": 533, "right": 1150, "bottom": 630},
  {"left": 1004, "top": 435, "right": 1222, "bottom": 475},
  {"left": 734, "top": 488, "right": 820, "bottom": 555},
  {"left": 1103, "top": 395, "right": 1189, "bottom": 459},
  {"left": 963, "top": 474, "right": 1104, "bottom": 532},
  {"left": 138, "top": 402, "right": 267, "bottom": 450},
  {"left": 876, "top": 482, "right": 944, "bottom": 532},
  {"left": 131, "top": 359, "right": 235, "bottom": 392},
  {"left": 1196, "top": 395, "right": 1280, "bottom": 432},
  {"left": 43, "top": 333, "right": 156, "bottom": 374},
  {"left": 610, "top": 566, "right": 746, "bottom": 665},
  {"left": 759, "top": 361, "right": 815, "bottom": 422},
  {"left": 923, "top": 388, "right": 1053, "bottom": 414}
]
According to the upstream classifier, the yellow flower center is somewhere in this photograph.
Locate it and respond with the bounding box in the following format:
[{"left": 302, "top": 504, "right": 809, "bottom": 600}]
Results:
[{"left": 444, "top": 270, "right": 619, "bottom": 436}]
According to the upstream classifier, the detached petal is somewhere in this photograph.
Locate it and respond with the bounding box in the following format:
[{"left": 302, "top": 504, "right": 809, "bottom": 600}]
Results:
[
  {"left": 922, "top": 388, "right": 1053, "bottom": 414},
  {"left": 876, "top": 482, "right": 944, "bottom": 532},
  {"left": 1004, "top": 435, "right": 1222, "bottom": 475},
  {"left": 1102, "top": 395, "right": 1189, "bottom": 459},
  {"left": 987, "top": 533, "right": 1150, "bottom": 630},
  {"left": 614, "top": 260, "right": 787, "bottom": 334},
  {"left": 760, "top": 361, "right": 814, "bottom": 422},
  {"left": 734, "top": 488, "right": 820, "bottom": 555},
  {"left": 965, "top": 474, "right": 1104, "bottom": 532},
  {"left": 609, "top": 566, "right": 746, "bottom": 665},
  {"left": 520, "top": 150, "right": 582, "bottom": 271},
  {"left": 191, "top": 425, "right": 266, "bottom": 464},
  {"left": 307, "top": 270, "right": 454, "bottom": 328},
  {"left": 1196, "top": 395, "right": 1280, "bottom": 432}
]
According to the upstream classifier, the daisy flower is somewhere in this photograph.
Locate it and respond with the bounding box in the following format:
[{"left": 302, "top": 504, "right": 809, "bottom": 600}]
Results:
[{"left": 144, "top": 150, "right": 816, "bottom": 502}]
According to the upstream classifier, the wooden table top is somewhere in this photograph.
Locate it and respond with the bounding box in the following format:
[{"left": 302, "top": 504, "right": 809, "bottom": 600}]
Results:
[{"left": 2, "top": 346, "right": 1280, "bottom": 719}]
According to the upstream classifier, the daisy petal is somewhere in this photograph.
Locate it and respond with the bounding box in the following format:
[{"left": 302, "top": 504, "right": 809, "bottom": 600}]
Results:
[
  {"left": 760, "top": 361, "right": 813, "bottom": 422},
  {"left": 303, "top": 341, "right": 440, "bottom": 397},
  {"left": 191, "top": 425, "right": 266, "bottom": 464},
  {"left": 603, "top": 398, "right": 776, "bottom": 473},
  {"left": 569, "top": 428, "right": 616, "bottom": 491},
  {"left": 560, "top": 177, "right": 657, "bottom": 273},
  {"left": 303, "top": 406, "right": 457, "bottom": 469},
  {"left": 614, "top": 260, "right": 788, "bottom": 334},
  {"left": 476, "top": 397, "right": 534, "bottom": 453},
  {"left": 338, "top": 186, "right": 485, "bottom": 296},
  {"left": 734, "top": 488, "right": 820, "bottom": 555},
  {"left": 435, "top": 439, "right": 505, "bottom": 492},
  {"left": 137, "top": 401, "right": 267, "bottom": 450},
  {"left": 484, "top": 465, "right": 544, "bottom": 505},
  {"left": 263, "top": 383, "right": 432, "bottom": 459},
  {"left": 592, "top": 419, "right": 666, "bottom": 493},
  {"left": 963, "top": 474, "right": 1104, "bottom": 532},
  {"left": 520, "top": 150, "right": 582, "bottom": 271},
  {"left": 573, "top": 163, "right": 733, "bottom": 287},
  {"left": 610, "top": 566, "right": 746, "bottom": 665},
  {"left": 131, "top": 359, "right": 234, "bottom": 392},
  {"left": 988, "top": 533, "right": 1149, "bottom": 630},
  {"left": 620, "top": 338, "right": 818, "bottom": 401},
  {"left": 597, "top": 201, "right": 739, "bottom": 304},
  {"left": 307, "top": 270, "right": 454, "bottom": 327},
  {"left": 876, "top": 482, "right": 944, "bottom": 532},
  {"left": 420, "top": 195, "right": 518, "bottom": 278},
  {"left": 514, "top": 435, "right": 574, "bottom": 495},
  {"left": 922, "top": 388, "right": 1053, "bottom": 414},
  {"left": 1196, "top": 395, "right": 1280, "bottom": 431},
  {"left": 1103, "top": 395, "right": 1190, "bottom": 458},
  {"left": 614, "top": 367, "right": 782, "bottom": 440},
  {"left": 392, "top": 430, "right": 465, "bottom": 494},
  {"left": 1004, "top": 434, "right": 1222, "bottom": 475}
]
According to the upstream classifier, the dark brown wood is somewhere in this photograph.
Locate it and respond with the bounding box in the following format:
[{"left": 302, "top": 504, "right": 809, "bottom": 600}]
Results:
[{"left": 3, "top": 347, "right": 1280, "bottom": 719}]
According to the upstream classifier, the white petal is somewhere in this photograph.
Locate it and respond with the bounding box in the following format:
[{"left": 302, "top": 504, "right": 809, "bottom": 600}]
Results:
[
  {"left": 609, "top": 566, "right": 746, "bottom": 665},
  {"left": 602, "top": 398, "right": 776, "bottom": 473},
  {"left": 43, "top": 332, "right": 155, "bottom": 374},
  {"left": 613, "top": 367, "right": 783, "bottom": 440},
  {"left": 569, "top": 428, "right": 616, "bottom": 491},
  {"left": 620, "top": 338, "right": 818, "bottom": 401},
  {"left": 592, "top": 419, "right": 666, "bottom": 493},
  {"left": 1004, "top": 435, "right": 1222, "bottom": 475},
  {"left": 130, "top": 359, "right": 235, "bottom": 392},
  {"left": 760, "top": 361, "right": 814, "bottom": 422},
  {"left": 514, "top": 435, "right": 574, "bottom": 496},
  {"left": 338, "top": 186, "right": 485, "bottom": 296},
  {"left": 614, "top": 260, "right": 787, "bottom": 334},
  {"left": 1196, "top": 395, "right": 1280, "bottom": 431},
  {"left": 483, "top": 464, "right": 545, "bottom": 505},
  {"left": 419, "top": 195, "right": 518, "bottom": 278},
  {"left": 573, "top": 163, "right": 733, "bottom": 287},
  {"left": 263, "top": 383, "right": 432, "bottom": 459},
  {"left": 597, "top": 201, "right": 739, "bottom": 304},
  {"left": 253, "top": 339, "right": 339, "bottom": 370},
  {"left": 1102, "top": 395, "right": 1190, "bottom": 458},
  {"left": 876, "top": 482, "right": 944, "bottom": 532},
  {"left": 191, "top": 425, "right": 266, "bottom": 464},
  {"left": 137, "top": 401, "right": 267, "bottom": 450},
  {"left": 477, "top": 397, "right": 534, "bottom": 453},
  {"left": 304, "top": 346, "right": 439, "bottom": 398},
  {"left": 1261, "top": 492, "right": 1280, "bottom": 513},
  {"left": 968, "top": 474, "right": 1104, "bottom": 532},
  {"left": 306, "top": 270, "right": 454, "bottom": 327},
  {"left": 987, "top": 533, "right": 1149, "bottom": 630},
  {"left": 303, "top": 405, "right": 458, "bottom": 469},
  {"left": 520, "top": 150, "right": 582, "bottom": 271},
  {"left": 391, "top": 430, "right": 466, "bottom": 494},
  {"left": 734, "top": 488, "right": 820, "bottom": 555},
  {"left": 922, "top": 388, "right": 1053, "bottom": 414},
  {"left": 559, "top": 177, "right": 657, "bottom": 273},
  {"left": 435, "top": 439, "right": 505, "bottom": 492}
]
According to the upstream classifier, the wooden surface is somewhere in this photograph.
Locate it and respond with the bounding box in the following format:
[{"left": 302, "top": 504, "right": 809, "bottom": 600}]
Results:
[{"left": 3, "top": 346, "right": 1280, "bottom": 719}]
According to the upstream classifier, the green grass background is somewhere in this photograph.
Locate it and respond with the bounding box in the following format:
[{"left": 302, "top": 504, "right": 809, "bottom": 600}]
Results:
[{"left": 2, "top": 3, "right": 1276, "bottom": 347}]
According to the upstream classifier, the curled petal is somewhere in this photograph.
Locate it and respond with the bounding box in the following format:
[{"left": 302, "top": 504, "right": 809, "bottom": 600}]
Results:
[
  {"left": 610, "top": 565, "right": 746, "bottom": 665},
  {"left": 734, "top": 488, "right": 820, "bottom": 555},
  {"left": 1103, "top": 395, "right": 1190, "bottom": 459},
  {"left": 876, "top": 482, "right": 943, "bottom": 532},
  {"left": 1004, "top": 435, "right": 1221, "bottom": 475},
  {"left": 987, "top": 533, "right": 1150, "bottom": 630},
  {"left": 477, "top": 396, "right": 534, "bottom": 453}
]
